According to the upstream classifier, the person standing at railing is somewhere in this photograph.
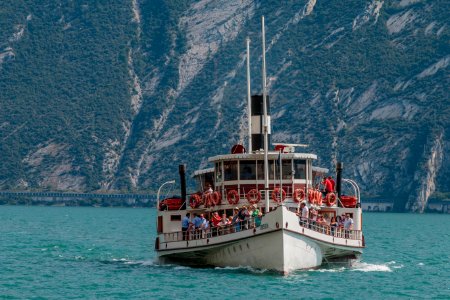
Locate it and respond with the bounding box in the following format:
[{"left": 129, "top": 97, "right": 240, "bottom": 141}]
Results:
[
  {"left": 343, "top": 214, "right": 353, "bottom": 238},
  {"left": 182, "top": 213, "right": 192, "bottom": 240},
  {"left": 251, "top": 204, "right": 262, "bottom": 227},
  {"left": 330, "top": 216, "right": 337, "bottom": 236},
  {"left": 232, "top": 207, "right": 241, "bottom": 232},
  {"left": 297, "top": 202, "right": 309, "bottom": 227}
]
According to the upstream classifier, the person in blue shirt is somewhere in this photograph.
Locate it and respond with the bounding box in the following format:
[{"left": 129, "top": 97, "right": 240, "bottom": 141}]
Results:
[
  {"left": 193, "top": 213, "right": 202, "bottom": 229},
  {"left": 182, "top": 213, "right": 191, "bottom": 240}
]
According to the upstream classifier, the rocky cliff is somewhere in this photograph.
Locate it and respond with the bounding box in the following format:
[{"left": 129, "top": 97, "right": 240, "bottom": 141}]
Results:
[{"left": 0, "top": 0, "right": 448, "bottom": 211}]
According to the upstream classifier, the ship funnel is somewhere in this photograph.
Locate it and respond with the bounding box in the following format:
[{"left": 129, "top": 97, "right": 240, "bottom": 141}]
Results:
[
  {"left": 336, "top": 162, "right": 343, "bottom": 199},
  {"left": 251, "top": 94, "right": 271, "bottom": 151},
  {"left": 179, "top": 164, "right": 187, "bottom": 209}
]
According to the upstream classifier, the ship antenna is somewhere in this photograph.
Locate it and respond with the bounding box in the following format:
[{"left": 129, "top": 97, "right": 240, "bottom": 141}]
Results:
[
  {"left": 246, "top": 37, "right": 252, "bottom": 153},
  {"left": 261, "top": 16, "right": 270, "bottom": 213}
]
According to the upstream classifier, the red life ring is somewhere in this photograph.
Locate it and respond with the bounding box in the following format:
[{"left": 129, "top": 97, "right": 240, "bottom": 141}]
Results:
[
  {"left": 272, "top": 188, "right": 286, "bottom": 203},
  {"left": 227, "top": 190, "right": 240, "bottom": 205},
  {"left": 308, "top": 189, "right": 315, "bottom": 204},
  {"left": 326, "top": 192, "right": 337, "bottom": 206},
  {"left": 293, "top": 188, "right": 305, "bottom": 203},
  {"left": 189, "top": 194, "right": 201, "bottom": 209},
  {"left": 210, "top": 191, "right": 221, "bottom": 205},
  {"left": 315, "top": 190, "right": 322, "bottom": 206},
  {"left": 246, "top": 189, "right": 261, "bottom": 204},
  {"left": 203, "top": 192, "right": 213, "bottom": 207}
]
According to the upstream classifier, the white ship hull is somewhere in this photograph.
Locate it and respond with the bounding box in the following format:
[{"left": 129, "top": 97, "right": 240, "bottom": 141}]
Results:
[{"left": 157, "top": 206, "right": 363, "bottom": 273}]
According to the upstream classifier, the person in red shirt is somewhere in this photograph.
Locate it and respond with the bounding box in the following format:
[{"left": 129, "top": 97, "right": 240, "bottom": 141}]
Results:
[
  {"left": 211, "top": 211, "right": 222, "bottom": 227},
  {"left": 328, "top": 176, "right": 336, "bottom": 192},
  {"left": 322, "top": 177, "right": 333, "bottom": 197}
]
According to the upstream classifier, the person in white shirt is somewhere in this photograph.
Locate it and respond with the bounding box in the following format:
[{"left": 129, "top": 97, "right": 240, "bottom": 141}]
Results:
[
  {"left": 297, "top": 202, "right": 309, "bottom": 227},
  {"left": 343, "top": 214, "right": 354, "bottom": 238}
]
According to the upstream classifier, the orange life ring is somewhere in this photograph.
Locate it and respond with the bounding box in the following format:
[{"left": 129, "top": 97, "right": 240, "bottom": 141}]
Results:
[
  {"left": 203, "top": 192, "right": 212, "bottom": 207},
  {"left": 210, "top": 191, "right": 221, "bottom": 205},
  {"left": 308, "top": 189, "right": 315, "bottom": 204},
  {"left": 189, "top": 194, "right": 201, "bottom": 209},
  {"left": 272, "top": 188, "right": 286, "bottom": 203},
  {"left": 246, "top": 189, "right": 261, "bottom": 204},
  {"left": 326, "top": 192, "right": 337, "bottom": 206},
  {"left": 315, "top": 190, "right": 322, "bottom": 206},
  {"left": 227, "top": 190, "right": 240, "bottom": 205},
  {"left": 293, "top": 188, "right": 305, "bottom": 203}
]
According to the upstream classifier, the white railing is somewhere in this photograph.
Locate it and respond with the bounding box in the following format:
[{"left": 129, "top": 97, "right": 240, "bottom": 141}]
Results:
[
  {"left": 163, "top": 218, "right": 258, "bottom": 243},
  {"left": 299, "top": 219, "right": 362, "bottom": 240}
]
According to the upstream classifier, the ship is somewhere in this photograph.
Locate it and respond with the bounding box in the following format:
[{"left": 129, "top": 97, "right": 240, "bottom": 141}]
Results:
[{"left": 154, "top": 17, "right": 364, "bottom": 274}]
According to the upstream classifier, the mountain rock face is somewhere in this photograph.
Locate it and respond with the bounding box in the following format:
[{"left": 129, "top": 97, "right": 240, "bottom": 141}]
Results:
[{"left": 0, "top": 0, "right": 448, "bottom": 212}]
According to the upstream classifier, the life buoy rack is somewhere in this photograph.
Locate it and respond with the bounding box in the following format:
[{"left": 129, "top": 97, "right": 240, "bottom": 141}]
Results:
[
  {"left": 246, "top": 189, "right": 261, "bottom": 204},
  {"left": 293, "top": 188, "right": 305, "bottom": 203},
  {"left": 189, "top": 193, "right": 201, "bottom": 209},
  {"left": 227, "top": 190, "right": 240, "bottom": 205},
  {"left": 272, "top": 188, "right": 286, "bottom": 203},
  {"left": 210, "top": 191, "right": 221, "bottom": 206},
  {"left": 326, "top": 192, "right": 337, "bottom": 206},
  {"left": 315, "top": 190, "right": 322, "bottom": 206}
]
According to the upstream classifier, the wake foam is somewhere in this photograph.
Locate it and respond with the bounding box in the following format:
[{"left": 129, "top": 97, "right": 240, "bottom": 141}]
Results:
[
  {"left": 350, "top": 261, "right": 399, "bottom": 272},
  {"left": 214, "top": 265, "right": 269, "bottom": 274}
]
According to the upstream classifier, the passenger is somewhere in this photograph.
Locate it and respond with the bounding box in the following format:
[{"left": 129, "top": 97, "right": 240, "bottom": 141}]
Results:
[
  {"left": 297, "top": 202, "right": 309, "bottom": 227},
  {"left": 251, "top": 204, "right": 262, "bottom": 227},
  {"left": 232, "top": 207, "right": 241, "bottom": 232},
  {"left": 322, "top": 177, "right": 333, "bottom": 197},
  {"left": 205, "top": 183, "right": 213, "bottom": 194},
  {"left": 200, "top": 214, "right": 210, "bottom": 238},
  {"left": 309, "top": 208, "right": 318, "bottom": 229},
  {"left": 182, "top": 213, "right": 191, "bottom": 240},
  {"left": 344, "top": 214, "right": 354, "bottom": 238},
  {"left": 239, "top": 205, "right": 250, "bottom": 230},
  {"left": 330, "top": 216, "right": 337, "bottom": 236},
  {"left": 211, "top": 211, "right": 222, "bottom": 227},
  {"left": 218, "top": 213, "right": 229, "bottom": 235},
  {"left": 328, "top": 176, "right": 336, "bottom": 192}
]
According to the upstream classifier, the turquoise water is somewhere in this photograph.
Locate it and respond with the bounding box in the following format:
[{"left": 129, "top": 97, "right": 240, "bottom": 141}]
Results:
[{"left": 0, "top": 206, "right": 449, "bottom": 299}]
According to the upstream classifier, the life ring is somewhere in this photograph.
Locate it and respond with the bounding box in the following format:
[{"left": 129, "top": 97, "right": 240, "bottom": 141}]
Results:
[
  {"left": 203, "top": 192, "right": 213, "bottom": 207},
  {"left": 315, "top": 190, "right": 322, "bottom": 206},
  {"left": 308, "top": 189, "right": 315, "bottom": 204},
  {"left": 227, "top": 190, "right": 240, "bottom": 205},
  {"left": 272, "top": 188, "right": 286, "bottom": 203},
  {"left": 210, "top": 191, "right": 221, "bottom": 205},
  {"left": 246, "top": 189, "right": 261, "bottom": 204},
  {"left": 189, "top": 194, "right": 201, "bottom": 209},
  {"left": 293, "top": 188, "right": 305, "bottom": 203},
  {"left": 326, "top": 192, "right": 337, "bottom": 206}
]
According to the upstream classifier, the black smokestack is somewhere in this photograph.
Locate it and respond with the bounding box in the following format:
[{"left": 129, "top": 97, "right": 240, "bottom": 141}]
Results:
[
  {"left": 251, "top": 94, "right": 270, "bottom": 151},
  {"left": 336, "top": 162, "right": 343, "bottom": 199},
  {"left": 179, "top": 164, "right": 187, "bottom": 209}
]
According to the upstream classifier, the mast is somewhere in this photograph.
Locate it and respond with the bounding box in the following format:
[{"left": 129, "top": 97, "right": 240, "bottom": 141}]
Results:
[
  {"left": 262, "top": 16, "right": 270, "bottom": 213},
  {"left": 246, "top": 37, "right": 252, "bottom": 153}
]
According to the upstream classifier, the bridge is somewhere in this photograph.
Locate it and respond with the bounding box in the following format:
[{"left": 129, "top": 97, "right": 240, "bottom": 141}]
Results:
[{"left": 0, "top": 191, "right": 157, "bottom": 207}]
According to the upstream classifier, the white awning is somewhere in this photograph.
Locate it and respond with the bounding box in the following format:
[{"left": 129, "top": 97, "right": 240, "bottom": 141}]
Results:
[{"left": 192, "top": 168, "right": 214, "bottom": 177}]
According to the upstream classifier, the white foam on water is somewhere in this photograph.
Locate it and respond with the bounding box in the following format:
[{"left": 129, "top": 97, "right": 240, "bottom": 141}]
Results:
[
  {"left": 309, "top": 267, "right": 346, "bottom": 273},
  {"left": 418, "top": 262, "right": 424, "bottom": 266},
  {"left": 350, "top": 261, "right": 395, "bottom": 272},
  {"left": 214, "top": 265, "right": 269, "bottom": 274}
]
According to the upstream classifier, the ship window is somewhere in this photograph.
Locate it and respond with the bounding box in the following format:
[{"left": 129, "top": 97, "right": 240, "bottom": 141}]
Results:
[
  {"left": 215, "top": 162, "right": 222, "bottom": 182},
  {"left": 281, "top": 159, "right": 292, "bottom": 179},
  {"left": 257, "top": 160, "right": 275, "bottom": 180},
  {"left": 293, "top": 160, "right": 306, "bottom": 179},
  {"left": 224, "top": 161, "right": 238, "bottom": 181},
  {"left": 240, "top": 160, "right": 256, "bottom": 180},
  {"left": 170, "top": 215, "right": 181, "bottom": 221}
]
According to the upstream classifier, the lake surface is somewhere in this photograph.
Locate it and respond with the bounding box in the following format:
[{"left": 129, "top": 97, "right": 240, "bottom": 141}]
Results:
[{"left": 1, "top": 206, "right": 449, "bottom": 299}]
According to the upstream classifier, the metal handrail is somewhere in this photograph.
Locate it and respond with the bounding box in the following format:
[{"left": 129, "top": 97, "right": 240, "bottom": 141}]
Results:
[
  {"left": 163, "top": 218, "right": 259, "bottom": 243},
  {"left": 342, "top": 178, "right": 361, "bottom": 204},
  {"left": 300, "top": 219, "right": 362, "bottom": 240}
]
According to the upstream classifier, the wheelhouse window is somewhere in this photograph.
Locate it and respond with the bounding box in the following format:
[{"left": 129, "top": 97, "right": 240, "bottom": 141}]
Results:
[
  {"left": 281, "top": 159, "right": 292, "bottom": 179},
  {"left": 293, "top": 159, "right": 306, "bottom": 179},
  {"left": 224, "top": 161, "right": 238, "bottom": 181},
  {"left": 215, "top": 162, "right": 222, "bottom": 182},
  {"left": 240, "top": 160, "right": 256, "bottom": 180},
  {"left": 257, "top": 160, "right": 275, "bottom": 180}
]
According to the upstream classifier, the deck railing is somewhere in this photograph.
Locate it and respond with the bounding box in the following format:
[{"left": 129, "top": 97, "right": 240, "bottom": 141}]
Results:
[
  {"left": 163, "top": 216, "right": 361, "bottom": 243},
  {"left": 300, "top": 219, "right": 362, "bottom": 240},
  {"left": 163, "top": 218, "right": 258, "bottom": 242}
]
